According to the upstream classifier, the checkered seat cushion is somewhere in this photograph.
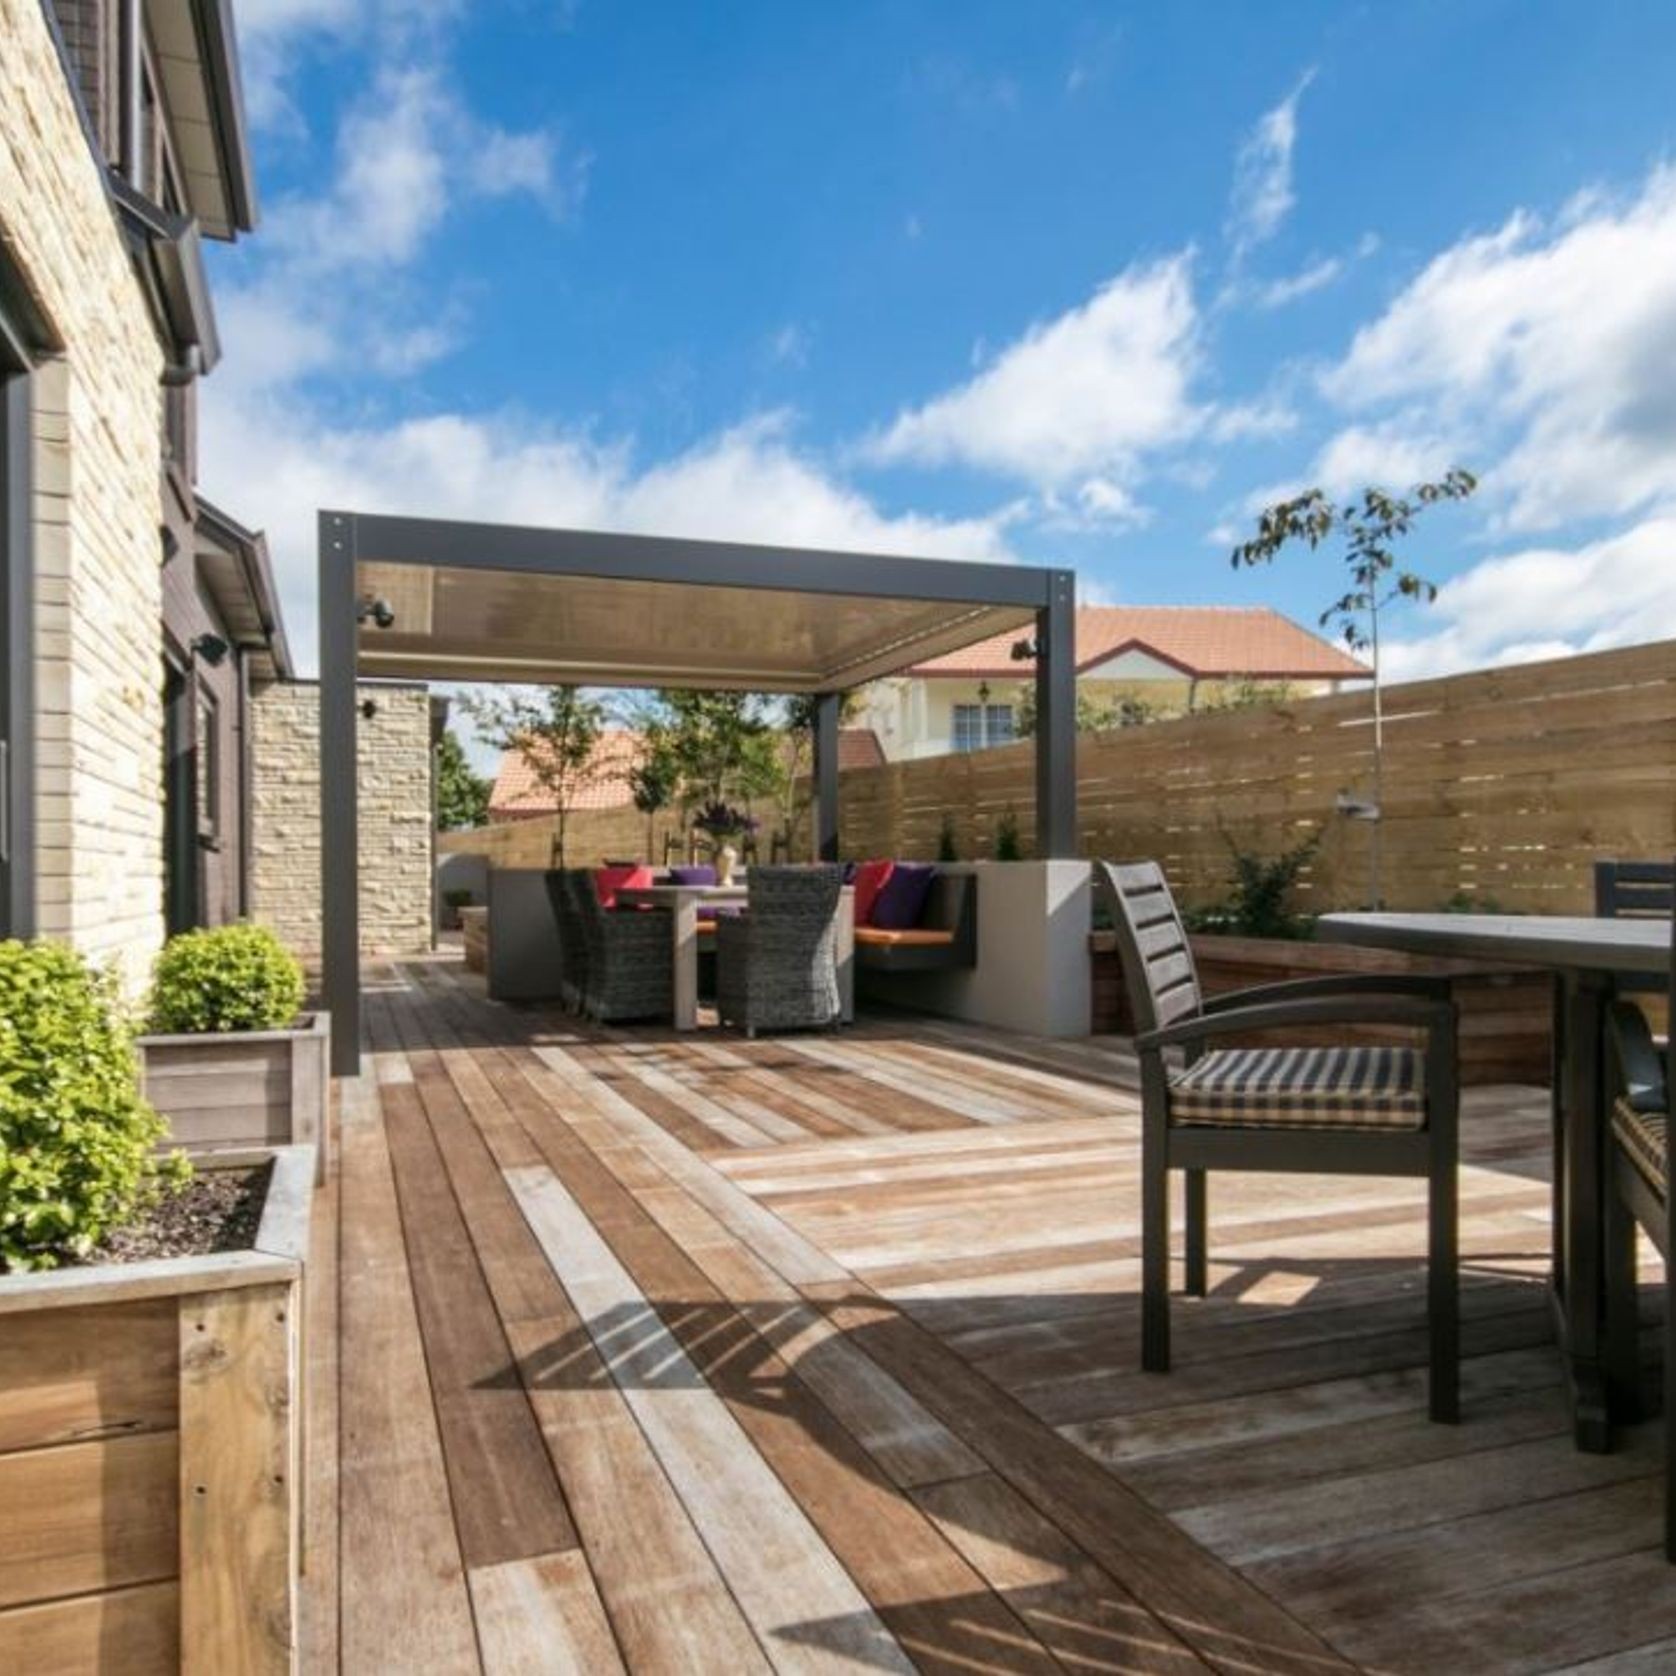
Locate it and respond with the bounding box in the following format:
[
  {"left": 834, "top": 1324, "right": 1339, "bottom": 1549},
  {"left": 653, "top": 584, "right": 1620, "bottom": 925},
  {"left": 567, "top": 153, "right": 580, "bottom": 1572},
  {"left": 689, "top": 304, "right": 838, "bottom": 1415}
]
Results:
[
  {"left": 1168, "top": 1045, "right": 1427, "bottom": 1130},
  {"left": 1613, "top": 1094, "right": 1668, "bottom": 1195}
]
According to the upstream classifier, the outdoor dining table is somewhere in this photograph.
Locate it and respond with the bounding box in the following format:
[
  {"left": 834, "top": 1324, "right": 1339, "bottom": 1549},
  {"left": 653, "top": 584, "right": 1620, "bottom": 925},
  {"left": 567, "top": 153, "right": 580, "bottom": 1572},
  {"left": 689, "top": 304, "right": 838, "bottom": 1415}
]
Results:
[
  {"left": 613, "top": 881, "right": 855, "bottom": 1032},
  {"left": 1319, "top": 912, "right": 1670, "bottom": 1451}
]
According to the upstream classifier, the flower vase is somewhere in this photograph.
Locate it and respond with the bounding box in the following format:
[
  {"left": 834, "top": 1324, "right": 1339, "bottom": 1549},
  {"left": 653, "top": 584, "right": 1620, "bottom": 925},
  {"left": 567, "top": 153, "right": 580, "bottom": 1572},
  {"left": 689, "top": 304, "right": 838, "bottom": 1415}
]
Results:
[{"left": 717, "top": 843, "right": 739, "bottom": 886}]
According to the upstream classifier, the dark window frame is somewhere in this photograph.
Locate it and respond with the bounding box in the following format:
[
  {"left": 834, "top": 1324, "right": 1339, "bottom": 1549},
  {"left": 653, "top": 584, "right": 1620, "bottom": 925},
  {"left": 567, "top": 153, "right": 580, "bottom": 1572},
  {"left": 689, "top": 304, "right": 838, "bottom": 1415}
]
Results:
[
  {"left": 195, "top": 675, "right": 220, "bottom": 845},
  {"left": 0, "top": 302, "right": 34, "bottom": 939}
]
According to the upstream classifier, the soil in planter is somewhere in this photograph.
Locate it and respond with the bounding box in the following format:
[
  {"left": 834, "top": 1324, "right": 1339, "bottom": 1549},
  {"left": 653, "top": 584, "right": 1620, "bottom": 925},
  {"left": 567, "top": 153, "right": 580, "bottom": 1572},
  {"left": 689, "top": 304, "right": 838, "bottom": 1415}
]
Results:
[{"left": 86, "top": 1161, "right": 273, "bottom": 1265}]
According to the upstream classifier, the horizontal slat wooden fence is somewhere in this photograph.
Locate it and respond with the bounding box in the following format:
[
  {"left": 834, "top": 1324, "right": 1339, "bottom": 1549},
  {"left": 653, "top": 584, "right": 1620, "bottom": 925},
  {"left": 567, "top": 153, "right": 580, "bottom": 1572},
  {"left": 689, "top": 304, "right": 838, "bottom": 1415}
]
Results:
[{"left": 441, "top": 639, "right": 1676, "bottom": 914}]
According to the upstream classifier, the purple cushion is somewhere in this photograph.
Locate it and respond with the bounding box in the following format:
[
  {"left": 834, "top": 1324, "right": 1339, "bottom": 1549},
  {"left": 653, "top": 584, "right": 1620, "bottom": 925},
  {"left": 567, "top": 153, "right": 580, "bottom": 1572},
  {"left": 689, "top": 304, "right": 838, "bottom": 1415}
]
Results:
[
  {"left": 870, "top": 863, "right": 937, "bottom": 930},
  {"left": 668, "top": 864, "right": 717, "bottom": 886}
]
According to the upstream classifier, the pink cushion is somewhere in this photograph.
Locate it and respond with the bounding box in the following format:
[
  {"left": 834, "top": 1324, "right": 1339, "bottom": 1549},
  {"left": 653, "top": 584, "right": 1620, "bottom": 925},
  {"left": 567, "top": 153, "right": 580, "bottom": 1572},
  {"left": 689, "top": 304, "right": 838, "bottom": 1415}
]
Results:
[
  {"left": 853, "top": 860, "right": 895, "bottom": 926},
  {"left": 594, "top": 864, "right": 654, "bottom": 909}
]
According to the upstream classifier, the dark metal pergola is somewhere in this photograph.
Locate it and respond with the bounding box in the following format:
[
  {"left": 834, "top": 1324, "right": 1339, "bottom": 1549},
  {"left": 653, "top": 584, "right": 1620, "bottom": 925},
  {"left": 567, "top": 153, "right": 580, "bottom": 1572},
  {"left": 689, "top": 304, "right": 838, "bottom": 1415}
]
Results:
[{"left": 319, "top": 510, "right": 1076, "bottom": 1073}]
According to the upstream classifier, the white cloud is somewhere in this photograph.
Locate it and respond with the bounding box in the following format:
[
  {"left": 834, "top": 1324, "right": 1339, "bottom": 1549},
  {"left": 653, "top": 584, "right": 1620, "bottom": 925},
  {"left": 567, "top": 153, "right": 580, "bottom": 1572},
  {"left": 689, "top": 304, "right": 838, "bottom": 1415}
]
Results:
[
  {"left": 1254, "top": 255, "right": 1343, "bottom": 309},
  {"left": 765, "top": 324, "right": 811, "bottom": 370},
  {"left": 1226, "top": 71, "right": 1315, "bottom": 264},
  {"left": 200, "top": 388, "right": 1024, "bottom": 675},
  {"left": 864, "top": 255, "right": 1202, "bottom": 488},
  {"left": 267, "top": 66, "right": 571, "bottom": 274},
  {"left": 1324, "top": 164, "right": 1676, "bottom": 532},
  {"left": 1381, "top": 514, "right": 1676, "bottom": 680}
]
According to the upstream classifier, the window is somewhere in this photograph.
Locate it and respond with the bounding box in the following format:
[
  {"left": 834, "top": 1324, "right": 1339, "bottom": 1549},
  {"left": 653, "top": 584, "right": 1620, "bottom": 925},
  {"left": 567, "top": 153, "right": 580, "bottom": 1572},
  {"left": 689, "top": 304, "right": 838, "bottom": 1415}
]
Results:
[
  {"left": 195, "top": 682, "right": 220, "bottom": 843},
  {"left": 952, "top": 703, "right": 1015, "bottom": 753},
  {"left": 0, "top": 305, "right": 32, "bottom": 937}
]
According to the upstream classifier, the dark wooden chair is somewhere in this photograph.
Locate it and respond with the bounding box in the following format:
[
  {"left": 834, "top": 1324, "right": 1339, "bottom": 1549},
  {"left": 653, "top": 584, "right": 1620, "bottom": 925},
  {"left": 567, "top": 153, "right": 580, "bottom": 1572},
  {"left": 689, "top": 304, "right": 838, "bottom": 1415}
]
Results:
[
  {"left": 1603, "top": 897, "right": 1676, "bottom": 1559},
  {"left": 1596, "top": 860, "right": 1675, "bottom": 1001},
  {"left": 1096, "top": 860, "right": 1463, "bottom": 1422}
]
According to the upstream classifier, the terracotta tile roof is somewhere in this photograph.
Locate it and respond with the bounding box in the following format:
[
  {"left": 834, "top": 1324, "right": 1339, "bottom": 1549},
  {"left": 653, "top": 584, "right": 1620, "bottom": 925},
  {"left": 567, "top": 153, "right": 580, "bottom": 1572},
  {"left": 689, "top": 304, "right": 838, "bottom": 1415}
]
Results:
[
  {"left": 488, "top": 727, "right": 887, "bottom": 819},
  {"left": 909, "top": 606, "right": 1370, "bottom": 681},
  {"left": 488, "top": 731, "right": 644, "bottom": 819}
]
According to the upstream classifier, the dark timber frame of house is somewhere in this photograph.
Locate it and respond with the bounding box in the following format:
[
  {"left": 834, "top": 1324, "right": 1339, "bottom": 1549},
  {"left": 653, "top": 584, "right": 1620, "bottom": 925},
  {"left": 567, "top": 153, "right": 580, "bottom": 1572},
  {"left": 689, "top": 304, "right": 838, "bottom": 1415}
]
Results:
[{"left": 320, "top": 509, "right": 1077, "bottom": 1073}]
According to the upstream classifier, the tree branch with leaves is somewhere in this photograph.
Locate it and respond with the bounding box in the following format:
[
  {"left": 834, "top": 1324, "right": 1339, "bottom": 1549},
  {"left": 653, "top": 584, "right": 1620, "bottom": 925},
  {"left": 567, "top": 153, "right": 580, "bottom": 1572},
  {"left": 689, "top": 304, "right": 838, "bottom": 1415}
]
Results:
[
  {"left": 462, "top": 685, "right": 610, "bottom": 867},
  {"left": 1231, "top": 469, "right": 1476, "bottom": 904}
]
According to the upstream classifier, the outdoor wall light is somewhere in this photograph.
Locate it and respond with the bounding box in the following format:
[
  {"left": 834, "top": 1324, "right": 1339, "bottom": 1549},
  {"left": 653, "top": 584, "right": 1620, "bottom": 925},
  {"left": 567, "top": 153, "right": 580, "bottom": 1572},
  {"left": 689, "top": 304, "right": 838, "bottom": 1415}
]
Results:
[
  {"left": 356, "top": 595, "right": 396, "bottom": 629},
  {"left": 360, "top": 699, "right": 378, "bottom": 721},
  {"left": 1009, "top": 637, "right": 1038, "bottom": 662},
  {"left": 190, "top": 632, "right": 230, "bottom": 667}
]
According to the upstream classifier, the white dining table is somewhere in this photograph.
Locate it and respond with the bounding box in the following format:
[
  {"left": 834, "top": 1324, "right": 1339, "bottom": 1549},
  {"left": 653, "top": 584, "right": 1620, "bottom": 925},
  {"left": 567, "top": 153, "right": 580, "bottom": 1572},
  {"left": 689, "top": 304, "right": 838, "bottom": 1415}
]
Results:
[{"left": 614, "top": 883, "right": 855, "bottom": 1031}]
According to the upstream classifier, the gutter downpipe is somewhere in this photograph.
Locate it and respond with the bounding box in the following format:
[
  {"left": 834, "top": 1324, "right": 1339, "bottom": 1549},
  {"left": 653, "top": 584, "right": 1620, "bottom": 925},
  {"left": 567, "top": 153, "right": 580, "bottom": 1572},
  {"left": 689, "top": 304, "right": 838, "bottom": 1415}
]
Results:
[{"left": 120, "top": 0, "right": 144, "bottom": 190}]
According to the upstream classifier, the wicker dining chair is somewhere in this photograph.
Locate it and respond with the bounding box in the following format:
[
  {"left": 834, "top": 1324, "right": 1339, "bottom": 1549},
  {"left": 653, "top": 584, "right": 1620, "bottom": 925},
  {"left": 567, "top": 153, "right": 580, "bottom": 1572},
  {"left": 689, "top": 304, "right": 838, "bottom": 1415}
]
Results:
[
  {"left": 566, "top": 868, "right": 675, "bottom": 1023},
  {"left": 1603, "top": 898, "right": 1676, "bottom": 1558},
  {"left": 716, "top": 865, "right": 843, "bottom": 1037},
  {"left": 1096, "top": 860, "right": 1463, "bottom": 1422},
  {"left": 543, "top": 870, "right": 590, "bottom": 1013}
]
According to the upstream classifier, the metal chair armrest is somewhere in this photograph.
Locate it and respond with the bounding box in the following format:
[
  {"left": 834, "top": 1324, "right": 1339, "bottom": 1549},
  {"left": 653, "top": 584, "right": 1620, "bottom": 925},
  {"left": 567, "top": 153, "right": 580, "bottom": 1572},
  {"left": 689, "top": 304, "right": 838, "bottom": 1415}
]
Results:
[
  {"left": 1200, "top": 972, "right": 1452, "bottom": 1014},
  {"left": 1138, "top": 994, "right": 1457, "bottom": 1056},
  {"left": 1608, "top": 998, "right": 1667, "bottom": 1113}
]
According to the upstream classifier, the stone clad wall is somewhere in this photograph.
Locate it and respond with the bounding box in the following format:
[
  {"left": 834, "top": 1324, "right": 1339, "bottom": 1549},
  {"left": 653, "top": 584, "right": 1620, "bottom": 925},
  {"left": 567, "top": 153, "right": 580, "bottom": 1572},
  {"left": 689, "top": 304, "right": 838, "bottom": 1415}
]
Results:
[
  {"left": 250, "top": 682, "right": 434, "bottom": 961},
  {"left": 2, "top": 0, "right": 169, "bottom": 989}
]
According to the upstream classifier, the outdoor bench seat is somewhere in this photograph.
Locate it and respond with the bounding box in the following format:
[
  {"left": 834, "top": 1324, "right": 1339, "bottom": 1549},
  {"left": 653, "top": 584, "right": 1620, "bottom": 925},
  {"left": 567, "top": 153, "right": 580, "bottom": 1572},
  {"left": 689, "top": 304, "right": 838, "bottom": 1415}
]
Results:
[
  {"left": 855, "top": 927, "right": 955, "bottom": 947},
  {"left": 854, "top": 872, "right": 976, "bottom": 974},
  {"left": 1170, "top": 1044, "right": 1426, "bottom": 1130}
]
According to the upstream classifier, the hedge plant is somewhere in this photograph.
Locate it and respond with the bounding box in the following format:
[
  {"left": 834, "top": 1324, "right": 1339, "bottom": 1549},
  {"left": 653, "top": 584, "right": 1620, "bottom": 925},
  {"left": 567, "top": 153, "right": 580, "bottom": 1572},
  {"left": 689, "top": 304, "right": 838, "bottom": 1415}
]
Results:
[
  {"left": 149, "top": 923, "right": 305, "bottom": 1035},
  {"left": 0, "top": 940, "right": 183, "bottom": 1272}
]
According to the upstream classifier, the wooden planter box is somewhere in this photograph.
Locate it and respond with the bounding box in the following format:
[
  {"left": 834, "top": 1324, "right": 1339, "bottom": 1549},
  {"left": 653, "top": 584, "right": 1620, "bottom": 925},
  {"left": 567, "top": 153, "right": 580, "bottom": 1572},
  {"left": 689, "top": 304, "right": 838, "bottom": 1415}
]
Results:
[
  {"left": 1091, "top": 930, "right": 1554, "bottom": 1087},
  {"left": 0, "top": 1146, "right": 314, "bottom": 1674},
  {"left": 139, "top": 1013, "right": 330, "bottom": 1184}
]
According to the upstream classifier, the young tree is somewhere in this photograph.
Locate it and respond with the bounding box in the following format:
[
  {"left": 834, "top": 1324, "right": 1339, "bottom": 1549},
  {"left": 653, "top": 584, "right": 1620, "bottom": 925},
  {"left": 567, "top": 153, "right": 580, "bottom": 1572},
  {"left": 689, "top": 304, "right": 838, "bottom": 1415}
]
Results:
[
  {"left": 434, "top": 728, "right": 490, "bottom": 830},
  {"left": 627, "top": 725, "right": 680, "bottom": 863},
  {"left": 772, "top": 692, "right": 859, "bottom": 857},
  {"left": 463, "top": 685, "right": 608, "bottom": 867},
  {"left": 656, "top": 690, "right": 781, "bottom": 813},
  {"left": 1230, "top": 469, "right": 1477, "bottom": 903}
]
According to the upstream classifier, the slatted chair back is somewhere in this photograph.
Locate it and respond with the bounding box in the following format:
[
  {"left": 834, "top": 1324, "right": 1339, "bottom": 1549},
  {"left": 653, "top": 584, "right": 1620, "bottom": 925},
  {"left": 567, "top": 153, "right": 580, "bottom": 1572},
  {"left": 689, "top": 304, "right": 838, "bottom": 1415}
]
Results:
[
  {"left": 1095, "top": 860, "right": 1203, "bottom": 1037},
  {"left": 1596, "top": 859, "right": 1675, "bottom": 997}
]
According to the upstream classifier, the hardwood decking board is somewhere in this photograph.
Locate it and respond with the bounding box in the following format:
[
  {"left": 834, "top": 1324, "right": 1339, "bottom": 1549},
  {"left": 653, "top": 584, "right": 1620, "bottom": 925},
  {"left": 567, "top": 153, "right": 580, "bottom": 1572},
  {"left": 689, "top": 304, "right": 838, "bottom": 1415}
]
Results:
[
  {"left": 335, "top": 1042, "right": 481, "bottom": 1676},
  {"left": 315, "top": 958, "right": 1665, "bottom": 1674},
  {"left": 468, "top": 1551, "right": 626, "bottom": 1675}
]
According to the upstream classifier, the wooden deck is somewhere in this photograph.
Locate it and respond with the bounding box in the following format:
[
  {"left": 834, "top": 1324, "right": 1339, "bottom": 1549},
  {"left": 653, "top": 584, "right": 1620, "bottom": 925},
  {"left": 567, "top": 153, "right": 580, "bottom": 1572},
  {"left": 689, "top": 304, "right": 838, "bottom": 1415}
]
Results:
[{"left": 303, "top": 955, "right": 1676, "bottom": 1674}]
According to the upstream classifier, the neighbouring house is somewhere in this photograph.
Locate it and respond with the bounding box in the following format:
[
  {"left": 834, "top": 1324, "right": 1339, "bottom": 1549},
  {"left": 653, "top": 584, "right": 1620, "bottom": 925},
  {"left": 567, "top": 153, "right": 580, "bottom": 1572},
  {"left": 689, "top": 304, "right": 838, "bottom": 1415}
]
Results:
[
  {"left": 854, "top": 604, "right": 1371, "bottom": 761},
  {"left": 0, "top": 0, "right": 298, "bottom": 983},
  {"left": 487, "top": 726, "right": 889, "bottom": 823}
]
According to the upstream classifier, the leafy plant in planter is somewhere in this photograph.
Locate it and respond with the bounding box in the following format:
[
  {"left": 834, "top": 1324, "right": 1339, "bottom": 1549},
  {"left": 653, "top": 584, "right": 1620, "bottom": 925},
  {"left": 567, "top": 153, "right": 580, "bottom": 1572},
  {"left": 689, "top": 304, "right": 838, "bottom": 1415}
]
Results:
[
  {"left": 0, "top": 940, "right": 185, "bottom": 1271},
  {"left": 937, "top": 811, "right": 960, "bottom": 862},
  {"left": 995, "top": 807, "right": 1025, "bottom": 862},
  {"left": 1185, "top": 831, "right": 1324, "bottom": 940},
  {"left": 149, "top": 922, "right": 305, "bottom": 1034}
]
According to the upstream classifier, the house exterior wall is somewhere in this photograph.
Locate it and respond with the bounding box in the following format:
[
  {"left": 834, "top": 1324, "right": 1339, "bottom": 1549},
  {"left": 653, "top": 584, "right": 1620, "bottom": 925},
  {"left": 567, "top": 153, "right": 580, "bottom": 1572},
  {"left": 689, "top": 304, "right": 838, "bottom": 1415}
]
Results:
[
  {"left": 855, "top": 669, "right": 1350, "bottom": 761},
  {"left": 250, "top": 682, "right": 434, "bottom": 963},
  {"left": 160, "top": 547, "right": 247, "bottom": 925},
  {"left": 2, "top": 0, "right": 168, "bottom": 989}
]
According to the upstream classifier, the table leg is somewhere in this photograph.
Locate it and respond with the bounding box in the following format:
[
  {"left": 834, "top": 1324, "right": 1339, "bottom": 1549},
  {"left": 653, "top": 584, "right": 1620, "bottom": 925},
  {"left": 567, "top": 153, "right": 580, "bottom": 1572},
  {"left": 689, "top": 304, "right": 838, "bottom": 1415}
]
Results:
[
  {"left": 1554, "top": 970, "right": 1612, "bottom": 1452},
  {"left": 672, "top": 895, "right": 699, "bottom": 1031}
]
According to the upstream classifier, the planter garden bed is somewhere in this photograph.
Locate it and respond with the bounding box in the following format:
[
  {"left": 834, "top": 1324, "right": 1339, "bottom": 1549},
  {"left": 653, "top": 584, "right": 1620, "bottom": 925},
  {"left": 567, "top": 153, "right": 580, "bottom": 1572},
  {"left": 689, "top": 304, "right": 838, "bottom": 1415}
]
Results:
[
  {"left": 138, "top": 1013, "right": 330, "bottom": 1183},
  {"left": 1091, "top": 929, "right": 1553, "bottom": 1086},
  {"left": 0, "top": 1144, "right": 315, "bottom": 1675}
]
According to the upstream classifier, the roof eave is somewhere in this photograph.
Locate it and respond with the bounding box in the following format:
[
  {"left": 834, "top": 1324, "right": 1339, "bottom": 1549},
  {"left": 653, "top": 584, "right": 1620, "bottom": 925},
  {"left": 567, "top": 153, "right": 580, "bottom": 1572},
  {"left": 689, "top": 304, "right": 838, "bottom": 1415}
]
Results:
[{"left": 193, "top": 0, "right": 259, "bottom": 233}]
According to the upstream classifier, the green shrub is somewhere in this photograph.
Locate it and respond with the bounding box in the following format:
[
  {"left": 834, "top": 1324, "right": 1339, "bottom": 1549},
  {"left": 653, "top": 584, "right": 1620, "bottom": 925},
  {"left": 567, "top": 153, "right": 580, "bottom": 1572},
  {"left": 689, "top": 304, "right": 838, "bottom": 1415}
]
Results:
[
  {"left": 995, "top": 807, "right": 1024, "bottom": 862},
  {"left": 1184, "top": 831, "right": 1323, "bottom": 940},
  {"left": 936, "top": 813, "right": 959, "bottom": 863},
  {"left": 0, "top": 940, "right": 184, "bottom": 1271},
  {"left": 149, "top": 923, "right": 305, "bottom": 1035}
]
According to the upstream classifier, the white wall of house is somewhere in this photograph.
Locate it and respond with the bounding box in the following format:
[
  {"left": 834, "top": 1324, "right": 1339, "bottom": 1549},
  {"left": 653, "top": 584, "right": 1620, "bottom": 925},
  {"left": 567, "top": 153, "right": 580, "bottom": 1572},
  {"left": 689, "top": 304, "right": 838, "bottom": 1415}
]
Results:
[
  {"left": 2, "top": 0, "right": 169, "bottom": 989},
  {"left": 856, "top": 660, "right": 1357, "bottom": 762}
]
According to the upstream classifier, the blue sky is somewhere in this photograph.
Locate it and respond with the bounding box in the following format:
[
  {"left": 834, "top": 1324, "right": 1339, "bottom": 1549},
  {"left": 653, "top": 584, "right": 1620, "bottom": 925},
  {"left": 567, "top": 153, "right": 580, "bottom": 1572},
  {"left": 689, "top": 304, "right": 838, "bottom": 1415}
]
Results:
[{"left": 205, "top": 0, "right": 1676, "bottom": 684}]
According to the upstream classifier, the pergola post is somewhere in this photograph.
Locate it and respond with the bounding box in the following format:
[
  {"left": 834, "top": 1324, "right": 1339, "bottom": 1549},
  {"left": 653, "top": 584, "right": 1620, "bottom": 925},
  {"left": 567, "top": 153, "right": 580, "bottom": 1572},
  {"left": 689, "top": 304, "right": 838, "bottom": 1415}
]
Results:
[
  {"left": 1034, "top": 569, "right": 1077, "bottom": 858},
  {"left": 319, "top": 512, "right": 360, "bottom": 1076},
  {"left": 812, "top": 691, "right": 840, "bottom": 862}
]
